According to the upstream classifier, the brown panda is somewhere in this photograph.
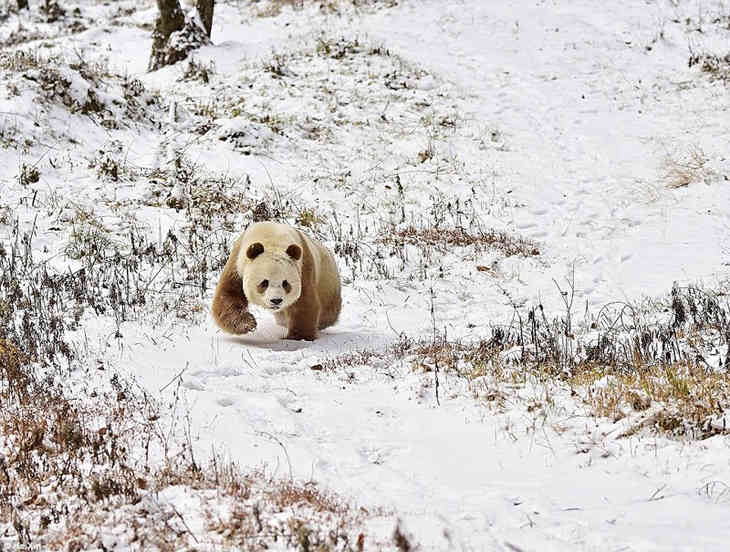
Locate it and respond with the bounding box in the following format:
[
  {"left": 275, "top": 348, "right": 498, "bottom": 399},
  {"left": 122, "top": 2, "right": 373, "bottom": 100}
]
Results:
[{"left": 212, "top": 222, "right": 341, "bottom": 341}]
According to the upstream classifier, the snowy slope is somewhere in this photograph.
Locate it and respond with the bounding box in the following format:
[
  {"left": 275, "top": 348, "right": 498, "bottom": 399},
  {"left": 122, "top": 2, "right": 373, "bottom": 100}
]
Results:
[{"left": 1, "top": 0, "right": 730, "bottom": 550}]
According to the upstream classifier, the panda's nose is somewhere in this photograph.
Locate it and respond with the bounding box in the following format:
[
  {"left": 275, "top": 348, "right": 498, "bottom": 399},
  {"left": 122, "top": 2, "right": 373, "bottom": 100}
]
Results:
[{"left": 270, "top": 298, "right": 283, "bottom": 306}]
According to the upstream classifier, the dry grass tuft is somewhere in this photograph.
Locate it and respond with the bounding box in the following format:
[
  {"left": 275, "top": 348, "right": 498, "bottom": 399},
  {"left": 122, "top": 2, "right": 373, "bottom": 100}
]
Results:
[
  {"left": 0, "top": 50, "right": 59, "bottom": 73},
  {"left": 380, "top": 225, "right": 540, "bottom": 257},
  {"left": 255, "top": 0, "right": 398, "bottom": 17},
  {"left": 0, "top": 294, "right": 380, "bottom": 549},
  {"left": 689, "top": 51, "right": 730, "bottom": 82},
  {"left": 266, "top": 480, "right": 351, "bottom": 514},
  {"left": 0, "top": 203, "right": 11, "bottom": 225},
  {"left": 663, "top": 147, "right": 710, "bottom": 188},
  {"left": 573, "top": 360, "right": 730, "bottom": 438}
]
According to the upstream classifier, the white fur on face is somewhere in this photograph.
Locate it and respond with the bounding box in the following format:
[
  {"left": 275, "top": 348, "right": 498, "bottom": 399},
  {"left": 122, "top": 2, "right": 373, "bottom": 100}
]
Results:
[{"left": 242, "top": 254, "right": 301, "bottom": 311}]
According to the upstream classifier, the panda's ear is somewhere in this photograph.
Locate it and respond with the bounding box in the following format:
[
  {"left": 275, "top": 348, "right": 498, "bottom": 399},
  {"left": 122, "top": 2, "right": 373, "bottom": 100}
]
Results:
[
  {"left": 246, "top": 242, "right": 264, "bottom": 259},
  {"left": 286, "top": 244, "right": 302, "bottom": 260}
]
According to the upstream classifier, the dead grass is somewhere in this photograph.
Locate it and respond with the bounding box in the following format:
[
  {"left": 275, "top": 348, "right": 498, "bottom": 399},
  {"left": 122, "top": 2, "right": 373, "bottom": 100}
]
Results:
[
  {"left": 663, "top": 147, "right": 710, "bottom": 188},
  {"left": 141, "top": 156, "right": 262, "bottom": 233},
  {"left": 255, "top": 0, "right": 398, "bottom": 17},
  {"left": 64, "top": 209, "right": 114, "bottom": 260},
  {"left": 325, "top": 285, "right": 730, "bottom": 440},
  {"left": 5, "top": 53, "right": 161, "bottom": 130},
  {"left": 295, "top": 207, "right": 325, "bottom": 228},
  {"left": 379, "top": 225, "right": 540, "bottom": 257},
  {"left": 689, "top": 51, "right": 730, "bottom": 83},
  {"left": 0, "top": 333, "right": 148, "bottom": 547},
  {"left": 180, "top": 57, "right": 216, "bottom": 84},
  {"left": 18, "top": 162, "right": 40, "bottom": 187},
  {"left": 0, "top": 249, "right": 383, "bottom": 550},
  {"left": 0, "top": 203, "right": 11, "bottom": 225},
  {"left": 0, "top": 50, "right": 59, "bottom": 73},
  {"left": 571, "top": 360, "right": 729, "bottom": 438}
]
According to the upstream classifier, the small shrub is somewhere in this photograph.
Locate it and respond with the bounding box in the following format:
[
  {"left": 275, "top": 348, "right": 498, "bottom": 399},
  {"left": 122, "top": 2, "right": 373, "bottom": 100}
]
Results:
[
  {"left": 0, "top": 203, "right": 12, "bottom": 225},
  {"left": 689, "top": 51, "right": 730, "bottom": 82},
  {"left": 263, "top": 53, "right": 290, "bottom": 77},
  {"left": 18, "top": 163, "right": 40, "bottom": 186},
  {"left": 181, "top": 57, "right": 215, "bottom": 83},
  {"left": 90, "top": 151, "right": 120, "bottom": 181},
  {"left": 417, "top": 143, "right": 435, "bottom": 163},
  {"left": 64, "top": 216, "right": 113, "bottom": 261},
  {"left": 295, "top": 208, "right": 324, "bottom": 228}
]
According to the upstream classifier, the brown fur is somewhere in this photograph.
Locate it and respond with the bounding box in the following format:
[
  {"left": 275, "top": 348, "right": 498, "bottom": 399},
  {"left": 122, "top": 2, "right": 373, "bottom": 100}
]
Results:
[
  {"left": 212, "top": 222, "right": 341, "bottom": 341},
  {"left": 211, "top": 236, "right": 258, "bottom": 335}
]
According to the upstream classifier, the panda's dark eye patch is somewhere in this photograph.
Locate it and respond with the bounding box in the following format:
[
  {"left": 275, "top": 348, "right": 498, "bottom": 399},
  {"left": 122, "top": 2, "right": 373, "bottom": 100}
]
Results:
[
  {"left": 259, "top": 280, "right": 269, "bottom": 290},
  {"left": 282, "top": 280, "right": 291, "bottom": 293}
]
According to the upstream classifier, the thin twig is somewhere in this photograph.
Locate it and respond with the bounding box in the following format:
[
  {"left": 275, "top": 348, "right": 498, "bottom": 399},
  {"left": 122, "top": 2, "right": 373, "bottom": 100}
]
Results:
[{"left": 159, "top": 361, "right": 189, "bottom": 393}]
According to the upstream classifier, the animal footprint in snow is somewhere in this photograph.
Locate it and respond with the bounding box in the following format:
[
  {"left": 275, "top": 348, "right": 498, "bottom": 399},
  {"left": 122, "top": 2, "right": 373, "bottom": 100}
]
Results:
[
  {"left": 515, "top": 220, "right": 538, "bottom": 230},
  {"left": 359, "top": 445, "right": 387, "bottom": 465},
  {"left": 276, "top": 395, "right": 303, "bottom": 414},
  {"left": 217, "top": 397, "right": 235, "bottom": 407},
  {"left": 182, "top": 379, "right": 205, "bottom": 391}
]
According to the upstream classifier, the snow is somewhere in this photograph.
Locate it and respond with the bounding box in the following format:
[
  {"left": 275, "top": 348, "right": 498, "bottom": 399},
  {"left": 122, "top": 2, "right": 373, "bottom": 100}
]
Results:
[{"left": 1, "top": 0, "right": 730, "bottom": 549}]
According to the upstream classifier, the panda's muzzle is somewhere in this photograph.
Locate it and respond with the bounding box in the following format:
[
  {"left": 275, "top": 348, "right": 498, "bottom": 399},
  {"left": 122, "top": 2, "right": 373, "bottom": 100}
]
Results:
[{"left": 270, "top": 298, "right": 283, "bottom": 308}]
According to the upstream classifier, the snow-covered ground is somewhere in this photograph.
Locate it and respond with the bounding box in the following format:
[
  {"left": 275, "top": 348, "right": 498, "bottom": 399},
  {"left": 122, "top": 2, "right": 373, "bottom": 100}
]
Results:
[{"left": 1, "top": 0, "right": 730, "bottom": 549}]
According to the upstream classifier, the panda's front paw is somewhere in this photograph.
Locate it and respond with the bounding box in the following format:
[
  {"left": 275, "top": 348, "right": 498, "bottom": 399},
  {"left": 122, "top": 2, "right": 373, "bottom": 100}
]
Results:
[{"left": 225, "top": 309, "right": 256, "bottom": 335}]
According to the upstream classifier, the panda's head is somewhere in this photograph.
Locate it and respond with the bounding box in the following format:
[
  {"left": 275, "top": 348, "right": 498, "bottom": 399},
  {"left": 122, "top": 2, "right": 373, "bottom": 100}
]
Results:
[{"left": 240, "top": 241, "right": 302, "bottom": 311}]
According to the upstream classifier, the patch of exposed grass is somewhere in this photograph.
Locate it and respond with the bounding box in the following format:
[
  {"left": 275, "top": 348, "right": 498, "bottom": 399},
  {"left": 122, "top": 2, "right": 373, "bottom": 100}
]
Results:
[
  {"left": 573, "top": 360, "right": 730, "bottom": 438},
  {"left": 10, "top": 55, "right": 161, "bottom": 130},
  {"left": 663, "top": 147, "right": 711, "bottom": 188},
  {"left": 255, "top": 0, "right": 398, "bottom": 18},
  {"left": 0, "top": 337, "right": 378, "bottom": 550},
  {"left": 64, "top": 208, "right": 114, "bottom": 261},
  {"left": 325, "top": 285, "right": 730, "bottom": 440},
  {"left": 18, "top": 162, "right": 40, "bottom": 187},
  {"left": 0, "top": 223, "right": 388, "bottom": 550},
  {"left": 0, "top": 50, "right": 59, "bottom": 73},
  {"left": 142, "top": 156, "right": 255, "bottom": 232},
  {"left": 379, "top": 225, "right": 540, "bottom": 257}
]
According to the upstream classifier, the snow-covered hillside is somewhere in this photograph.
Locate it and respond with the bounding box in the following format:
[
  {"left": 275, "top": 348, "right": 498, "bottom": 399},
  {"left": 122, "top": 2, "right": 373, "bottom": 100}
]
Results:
[{"left": 1, "top": 0, "right": 729, "bottom": 550}]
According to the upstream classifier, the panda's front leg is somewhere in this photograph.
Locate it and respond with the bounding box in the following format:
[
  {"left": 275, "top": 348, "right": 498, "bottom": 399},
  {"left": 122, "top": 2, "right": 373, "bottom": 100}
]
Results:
[
  {"left": 217, "top": 297, "right": 257, "bottom": 335},
  {"left": 274, "top": 311, "right": 289, "bottom": 328},
  {"left": 227, "top": 306, "right": 257, "bottom": 335},
  {"left": 212, "top": 273, "right": 257, "bottom": 335},
  {"left": 212, "top": 237, "right": 258, "bottom": 335},
  {"left": 285, "top": 297, "right": 320, "bottom": 341}
]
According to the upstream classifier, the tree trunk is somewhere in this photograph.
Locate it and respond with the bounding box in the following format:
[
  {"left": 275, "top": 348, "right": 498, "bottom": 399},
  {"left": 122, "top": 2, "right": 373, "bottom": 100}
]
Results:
[
  {"left": 196, "top": 0, "right": 215, "bottom": 38},
  {"left": 148, "top": 0, "right": 212, "bottom": 72},
  {"left": 148, "top": 0, "right": 186, "bottom": 71}
]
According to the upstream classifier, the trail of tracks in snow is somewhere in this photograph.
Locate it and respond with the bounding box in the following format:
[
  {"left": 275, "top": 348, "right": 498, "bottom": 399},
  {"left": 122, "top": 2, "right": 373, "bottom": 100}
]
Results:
[{"left": 361, "top": 0, "right": 730, "bottom": 307}]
